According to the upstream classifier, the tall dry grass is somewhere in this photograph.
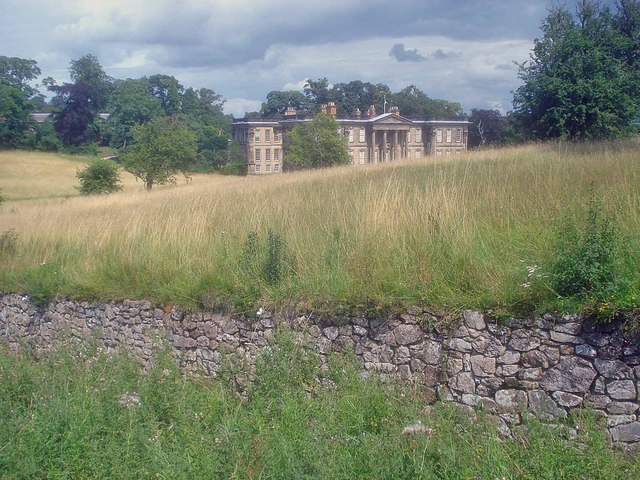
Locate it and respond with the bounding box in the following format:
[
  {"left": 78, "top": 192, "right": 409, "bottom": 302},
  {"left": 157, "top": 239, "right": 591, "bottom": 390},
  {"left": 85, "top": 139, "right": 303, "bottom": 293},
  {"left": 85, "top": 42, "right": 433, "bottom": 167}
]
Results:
[{"left": 1, "top": 141, "right": 639, "bottom": 312}]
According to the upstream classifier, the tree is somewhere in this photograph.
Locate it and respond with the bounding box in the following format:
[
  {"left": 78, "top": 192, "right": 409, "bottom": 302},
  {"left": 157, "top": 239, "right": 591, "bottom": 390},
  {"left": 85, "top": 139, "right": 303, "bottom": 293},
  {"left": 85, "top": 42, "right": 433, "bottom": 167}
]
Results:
[
  {"left": 49, "top": 83, "right": 100, "bottom": 146},
  {"left": 392, "top": 85, "right": 462, "bottom": 118},
  {"left": 0, "top": 83, "right": 34, "bottom": 147},
  {"left": 148, "top": 74, "right": 182, "bottom": 115},
  {"left": 122, "top": 115, "right": 197, "bottom": 190},
  {"left": 284, "top": 114, "right": 349, "bottom": 170},
  {"left": 108, "top": 77, "right": 163, "bottom": 148},
  {"left": 513, "top": 3, "right": 639, "bottom": 140},
  {"left": 0, "top": 56, "right": 41, "bottom": 97},
  {"left": 69, "top": 54, "right": 112, "bottom": 111},
  {"left": 76, "top": 159, "right": 122, "bottom": 195},
  {"left": 260, "top": 90, "right": 314, "bottom": 117},
  {"left": 468, "top": 109, "right": 507, "bottom": 147}
]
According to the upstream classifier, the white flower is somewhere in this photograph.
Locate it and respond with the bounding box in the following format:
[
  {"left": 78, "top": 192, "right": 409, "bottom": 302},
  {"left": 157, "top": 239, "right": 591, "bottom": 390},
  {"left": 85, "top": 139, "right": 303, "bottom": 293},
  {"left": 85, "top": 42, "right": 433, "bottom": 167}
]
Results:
[{"left": 256, "top": 307, "right": 265, "bottom": 316}]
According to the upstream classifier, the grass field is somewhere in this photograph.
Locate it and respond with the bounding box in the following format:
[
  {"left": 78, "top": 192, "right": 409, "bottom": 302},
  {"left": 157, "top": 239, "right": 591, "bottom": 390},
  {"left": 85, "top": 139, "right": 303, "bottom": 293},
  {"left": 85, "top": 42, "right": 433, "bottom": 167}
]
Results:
[
  {"left": 0, "top": 143, "right": 639, "bottom": 314},
  {"left": 1, "top": 335, "right": 638, "bottom": 479}
]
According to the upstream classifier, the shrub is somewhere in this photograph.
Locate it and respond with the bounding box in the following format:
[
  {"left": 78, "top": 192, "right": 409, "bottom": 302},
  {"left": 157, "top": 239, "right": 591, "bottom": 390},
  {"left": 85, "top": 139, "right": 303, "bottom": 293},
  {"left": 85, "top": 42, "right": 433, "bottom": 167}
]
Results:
[
  {"left": 240, "top": 230, "right": 290, "bottom": 286},
  {"left": 551, "top": 193, "right": 625, "bottom": 317},
  {"left": 76, "top": 159, "right": 122, "bottom": 195}
]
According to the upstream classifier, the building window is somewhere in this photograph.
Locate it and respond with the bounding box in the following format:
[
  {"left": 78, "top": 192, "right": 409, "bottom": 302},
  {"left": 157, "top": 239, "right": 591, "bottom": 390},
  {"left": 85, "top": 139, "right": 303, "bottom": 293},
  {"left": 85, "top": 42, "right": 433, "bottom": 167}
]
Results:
[
  {"left": 359, "top": 149, "right": 365, "bottom": 164},
  {"left": 348, "top": 149, "right": 354, "bottom": 164},
  {"left": 436, "top": 149, "right": 442, "bottom": 156},
  {"left": 255, "top": 164, "right": 261, "bottom": 172},
  {"left": 416, "top": 148, "right": 422, "bottom": 158},
  {"left": 274, "top": 149, "right": 280, "bottom": 162},
  {"left": 358, "top": 128, "right": 365, "bottom": 143},
  {"left": 265, "top": 130, "right": 271, "bottom": 143},
  {"left": 446, "top": 129, "right": 452, "bottom": 143},
  {"left": 255, "top": 149, "right": 261, "bottom": 162},
  {"left": 266, "top": 164, "right": 271, "bottom": 172},
  {"left": 455, "top": 128, "right": 462, "bottom": 143},
  {"left": 274, "top": 132, "right": 281, "bottom": 142},
  {"left": 274, "top": 164, "right": 279, "bottom": 172},
  {"left": 407, "top": 130, "right": 412, "bottom": 143},
  {"left": 416, "top": 129, "right": 422, "bottom": 143},
  {"left": 266, "top": 149, "right": 271, "bottom": 162},
  {"left": 348, "top": 129, "right": 354, "bottom": 143},
  {"left": 254, "top": 129, "right": 261, "bottom": 143},
  {"left": 436, "top": 129, "right": 442, "bottom": 143}
]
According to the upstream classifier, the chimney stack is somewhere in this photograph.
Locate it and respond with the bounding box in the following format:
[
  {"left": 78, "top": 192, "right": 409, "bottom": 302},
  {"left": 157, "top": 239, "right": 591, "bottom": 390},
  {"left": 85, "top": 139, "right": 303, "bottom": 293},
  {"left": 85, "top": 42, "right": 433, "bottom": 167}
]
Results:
[
  {"left": 354, "top": 108, "right": 361, "bottom": 119},
  {"left": 368, "top": 105, "right": 377, "bottom": 118},
  {"left": 284, "top": 106, "right": 297, "bottom": 117},
  {"left": 320, "top": 104, "right": 328, "bottom": 115},
  {"left": 327, "top": 101, "right": 337, "bottom": 117},
  {"left": 390, "top": 106, "right": 400, "bottom": 115}
]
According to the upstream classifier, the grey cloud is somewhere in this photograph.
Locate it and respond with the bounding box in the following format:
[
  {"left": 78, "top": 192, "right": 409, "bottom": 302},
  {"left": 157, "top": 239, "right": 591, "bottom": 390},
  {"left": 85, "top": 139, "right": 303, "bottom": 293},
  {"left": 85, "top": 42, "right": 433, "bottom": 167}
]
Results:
[
  {"left": 431, "top": 49, "right": 461, "bottom": 60},
  {"left": 389, "top": 43, "right": 426, "bottom": 62}
]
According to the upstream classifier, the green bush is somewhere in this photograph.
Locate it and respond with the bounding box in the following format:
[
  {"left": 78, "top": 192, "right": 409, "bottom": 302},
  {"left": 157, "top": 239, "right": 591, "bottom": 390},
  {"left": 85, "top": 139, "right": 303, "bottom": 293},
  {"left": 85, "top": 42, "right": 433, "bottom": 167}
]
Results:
[
  {"left": 240, "top": 230, "right": 290, "bottom": 287},
  {"left": 76, "top": 159, "right": 123, "bottom": 195},
  {"left": 551, "top": 194, "right": 625, "bottom": 317}
]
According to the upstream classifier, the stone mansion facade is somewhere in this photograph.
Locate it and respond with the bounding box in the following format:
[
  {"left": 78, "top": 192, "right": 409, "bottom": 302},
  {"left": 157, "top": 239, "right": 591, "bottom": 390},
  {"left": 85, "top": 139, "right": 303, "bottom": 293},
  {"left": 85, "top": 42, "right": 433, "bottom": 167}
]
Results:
[{"left": 231, "top": 103, "right": 470, "bottom": 175}]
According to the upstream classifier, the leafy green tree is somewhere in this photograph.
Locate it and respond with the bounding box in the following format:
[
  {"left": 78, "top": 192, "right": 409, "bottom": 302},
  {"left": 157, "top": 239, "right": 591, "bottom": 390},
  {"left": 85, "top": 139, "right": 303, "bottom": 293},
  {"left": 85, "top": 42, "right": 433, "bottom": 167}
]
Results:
[
  {"left": 331, "top": 80, "right": 391, "bottom": 116},
  {"left": 76, "top": 160, "right": 122, "bottom": 195},
  {"left": 108, "top": 77, "right": 163, "bottom": 148},
  {"left": 148, "top": 74, "right": 182, "bottom": 115},
  {"left": 0, "top": 56, "right": 40, "bottom": 147},
  {"left": 513, "top": 3, "right": 638, "bottom": 140},
  {"left": 122, "top": 115, "right": 197, "bottom": 190},
  {"left": 284, "top": 114, "right": 349, "bottom": 170},
  {"left": 391, "top": 85, "right": 462, "bottom": 118},
  {"left": 69, "top": 54, "right": 112, "bottom": 111},
  {"left": 0, "top": 56, "right": 41, "bottom": 97},
  {"left": 260, "top": 90, "right": 314, "bottom": 117},
  {"left": 0, "top": 83, "right": 34, "bottom": 147}
]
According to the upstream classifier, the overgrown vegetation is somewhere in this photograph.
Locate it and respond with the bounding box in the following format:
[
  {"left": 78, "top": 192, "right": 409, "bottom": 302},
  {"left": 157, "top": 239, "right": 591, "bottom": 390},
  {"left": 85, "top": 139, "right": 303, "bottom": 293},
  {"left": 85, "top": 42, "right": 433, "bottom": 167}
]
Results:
[
  {"left": 76, "top": 159, "right": 122, "bottom": 195},
  {"left": 0, "top": 335, "right": 637, "bottom": 479},
  {"left": 1, "top": 142, "right": 638, "bottom": 317}
]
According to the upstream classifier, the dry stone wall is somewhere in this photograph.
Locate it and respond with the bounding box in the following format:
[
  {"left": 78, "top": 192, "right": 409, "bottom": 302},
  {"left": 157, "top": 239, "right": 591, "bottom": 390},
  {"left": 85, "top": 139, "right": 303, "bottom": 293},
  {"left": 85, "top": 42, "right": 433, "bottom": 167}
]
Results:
[{"left": 1, "top": 293, "right": 639, "bottom": 445}]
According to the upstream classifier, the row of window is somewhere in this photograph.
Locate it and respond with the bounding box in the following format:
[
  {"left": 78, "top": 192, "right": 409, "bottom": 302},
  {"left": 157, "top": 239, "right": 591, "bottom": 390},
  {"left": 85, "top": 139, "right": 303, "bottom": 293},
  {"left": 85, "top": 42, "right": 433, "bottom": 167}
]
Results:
[
  {"left": 254, "top": 164, "right": 280, "bottom": 173},
  {"left": 254, "top": 148, "right": 280, "bottom": 163},
  {"left": 435, "top": 128, "right": 463, "bottom": 144},
  {"left": 347, "top": 128, "right": 423, "bottom": 143},
  {"left": 253, "top": 129, "right": 281, "bottom": 144}
]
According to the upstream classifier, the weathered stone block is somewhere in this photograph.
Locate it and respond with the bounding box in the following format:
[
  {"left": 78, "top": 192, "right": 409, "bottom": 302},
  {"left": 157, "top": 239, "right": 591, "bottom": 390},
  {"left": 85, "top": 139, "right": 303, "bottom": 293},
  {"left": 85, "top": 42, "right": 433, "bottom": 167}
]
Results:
[
  {"left": 463, "top": 310, "right": 485, "bottom": 331},
  {"left": 552, "top": 391, "right": 583, "bottom": 408},
  {"left": 394, "top": 324, "right": 423, "bottom": 345},
  {"left": 607, "top": 402, "right": 639, "bottom": 415},
  {"left": 422, "top": 340, "right": 444, "bottom": 365},
  {"left": 575, "top": 344, "right": 597, "bottom": 358},
  {"left": 497, "top": 351, "right": 520, "bottom": 365},
  {"left": 540, "top": 357, "right": 596, "bottom": 393},
  {"left": 528, "top": 390, "right": 566, "bottom": 420},
  {"left": 449, "top": 372, "right": 475, "bottom": 394},
  {"left": 609, "top": 422, "right": 640, "bottom": 442},
  {"left": 495, "top": 389, "right": 528, "bottom": 413},
  {"left": 508, "top": 331, "right": 541, "bottom": 352},
  {"left": 594, "top": 359, "right": 633, "bottom": 380},
  {"left": 607, "top": 380, "right": 637, "bottom": 400},
  {"left": 448, "top": 338, "right": 472, "bottom": 353},
  {"left": 470, "top": 355, "right": 496, "bottom": 377}
]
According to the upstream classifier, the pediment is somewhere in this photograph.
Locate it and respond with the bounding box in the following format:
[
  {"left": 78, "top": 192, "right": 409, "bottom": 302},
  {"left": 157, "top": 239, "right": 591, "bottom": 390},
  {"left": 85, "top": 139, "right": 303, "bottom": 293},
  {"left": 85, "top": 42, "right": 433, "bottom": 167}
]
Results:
[{"left": 371, "top": 113, "right": 413, "bottom": 125}]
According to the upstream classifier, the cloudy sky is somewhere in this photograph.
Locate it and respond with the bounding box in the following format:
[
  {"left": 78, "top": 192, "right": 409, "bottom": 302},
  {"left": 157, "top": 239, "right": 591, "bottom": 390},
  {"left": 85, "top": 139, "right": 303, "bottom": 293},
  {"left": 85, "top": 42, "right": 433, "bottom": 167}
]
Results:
[{"left": 2, "top": 0, "right": 557, "bottom": 116}]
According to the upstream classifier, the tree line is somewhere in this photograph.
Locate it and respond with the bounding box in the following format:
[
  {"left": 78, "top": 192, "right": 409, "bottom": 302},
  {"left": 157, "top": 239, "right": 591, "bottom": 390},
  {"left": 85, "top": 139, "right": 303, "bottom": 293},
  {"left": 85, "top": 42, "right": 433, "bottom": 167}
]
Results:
[{"left": 2, "top": 0, "right": 640, "bottom": 175}]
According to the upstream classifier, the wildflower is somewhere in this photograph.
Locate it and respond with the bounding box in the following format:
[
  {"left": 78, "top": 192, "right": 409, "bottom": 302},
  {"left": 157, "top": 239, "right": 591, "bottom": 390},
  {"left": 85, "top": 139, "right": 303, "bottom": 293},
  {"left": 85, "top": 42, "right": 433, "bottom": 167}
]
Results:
[{"left": 256, "top": 307, "right": 265, "bottom": 316}]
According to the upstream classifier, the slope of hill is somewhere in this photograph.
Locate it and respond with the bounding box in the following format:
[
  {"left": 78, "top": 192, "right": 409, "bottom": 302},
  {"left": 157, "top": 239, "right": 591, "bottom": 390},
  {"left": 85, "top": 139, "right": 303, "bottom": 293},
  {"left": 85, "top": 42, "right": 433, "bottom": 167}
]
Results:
[{"left": 1, "top": 142, "right": 639, "bottom": 315}]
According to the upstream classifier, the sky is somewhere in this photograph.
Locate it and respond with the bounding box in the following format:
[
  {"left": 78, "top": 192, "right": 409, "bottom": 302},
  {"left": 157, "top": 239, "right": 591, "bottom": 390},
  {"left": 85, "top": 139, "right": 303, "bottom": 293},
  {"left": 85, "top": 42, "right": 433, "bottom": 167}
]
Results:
[{"left": 1, "top": 0, "right": 558, "bottom": 117}]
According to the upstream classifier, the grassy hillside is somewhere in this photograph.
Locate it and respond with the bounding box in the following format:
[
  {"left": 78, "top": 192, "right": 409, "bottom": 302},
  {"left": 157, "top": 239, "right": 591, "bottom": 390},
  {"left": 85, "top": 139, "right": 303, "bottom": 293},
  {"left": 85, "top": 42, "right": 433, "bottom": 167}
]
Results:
[{"left": 1, "top": 142, "right": 639, "bottom": 314}]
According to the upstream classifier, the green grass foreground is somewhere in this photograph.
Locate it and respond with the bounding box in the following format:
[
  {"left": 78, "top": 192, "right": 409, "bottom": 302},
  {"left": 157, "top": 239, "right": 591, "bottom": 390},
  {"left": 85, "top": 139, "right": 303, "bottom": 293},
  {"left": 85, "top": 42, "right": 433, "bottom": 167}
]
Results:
[
  {"left": 1, "top": 333, "right": 638, "bottom": 479},
  {"left": 1, "top": 141, "right": 639, "bottom": 315}
]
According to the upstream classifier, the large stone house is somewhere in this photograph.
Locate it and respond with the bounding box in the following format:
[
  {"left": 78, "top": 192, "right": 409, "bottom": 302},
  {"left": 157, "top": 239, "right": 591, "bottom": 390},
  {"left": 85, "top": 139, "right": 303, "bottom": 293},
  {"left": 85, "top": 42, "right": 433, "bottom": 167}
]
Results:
[{"left": 232, "top": 103, "right": 470, "bottom": 175}]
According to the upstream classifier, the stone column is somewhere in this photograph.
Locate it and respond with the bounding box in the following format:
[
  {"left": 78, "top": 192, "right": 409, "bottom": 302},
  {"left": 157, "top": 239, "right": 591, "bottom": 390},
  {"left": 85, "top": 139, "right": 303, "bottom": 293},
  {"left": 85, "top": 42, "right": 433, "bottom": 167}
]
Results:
[
  {"left": 383, "top": 130, "right": 388, "bottom": 162},
  {"left": 393, "top": 131, "right": 399, "bottom": 161},
  {"left": 371, "top": 130, "right": 377, "bottom": 164}
]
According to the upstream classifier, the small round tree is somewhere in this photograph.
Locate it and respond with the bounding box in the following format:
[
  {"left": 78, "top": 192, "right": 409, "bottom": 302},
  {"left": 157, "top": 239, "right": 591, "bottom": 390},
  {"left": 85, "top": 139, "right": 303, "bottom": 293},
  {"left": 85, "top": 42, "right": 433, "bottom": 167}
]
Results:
[{"left": 76, "top": 159, "right": 122, "bottom": 195}]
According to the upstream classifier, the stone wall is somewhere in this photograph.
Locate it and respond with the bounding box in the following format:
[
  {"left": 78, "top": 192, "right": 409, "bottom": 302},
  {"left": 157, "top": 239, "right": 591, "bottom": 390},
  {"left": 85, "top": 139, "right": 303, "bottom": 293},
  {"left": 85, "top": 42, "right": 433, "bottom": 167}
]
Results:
[{"left": 1, "top": 293, "right": 639, "bottom": 445}]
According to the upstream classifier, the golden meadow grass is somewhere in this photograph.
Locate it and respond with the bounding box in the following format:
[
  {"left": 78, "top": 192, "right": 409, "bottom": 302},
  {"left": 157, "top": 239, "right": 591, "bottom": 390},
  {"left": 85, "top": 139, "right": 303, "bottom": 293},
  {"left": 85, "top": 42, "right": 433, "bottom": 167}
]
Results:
[{"left": 1, "top": 142, "right": 639, "bottom": 312}]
